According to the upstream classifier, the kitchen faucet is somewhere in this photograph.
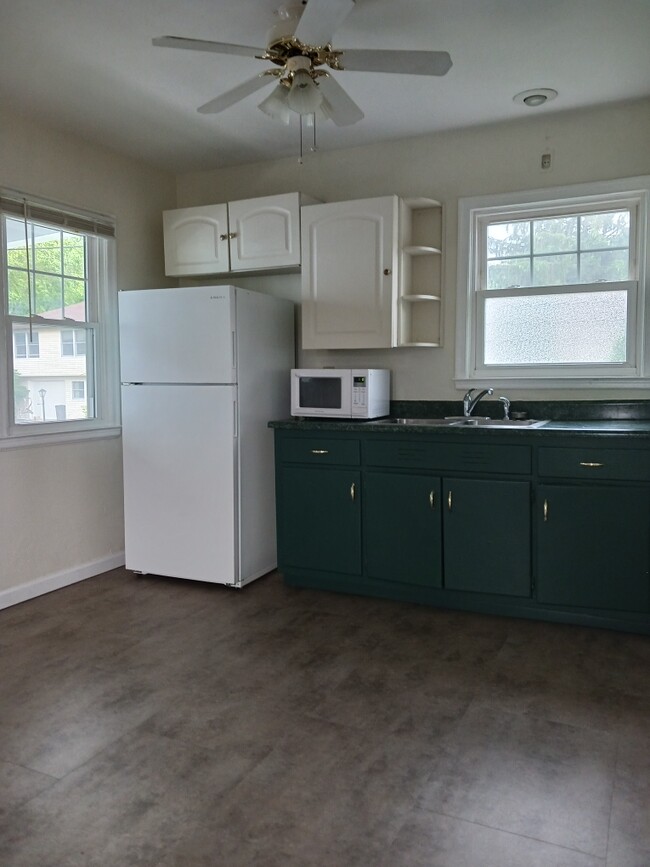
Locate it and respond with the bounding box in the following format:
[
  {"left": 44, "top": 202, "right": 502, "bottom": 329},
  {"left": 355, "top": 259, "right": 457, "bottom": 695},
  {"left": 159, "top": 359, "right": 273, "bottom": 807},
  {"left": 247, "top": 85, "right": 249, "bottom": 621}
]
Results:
[{"left": 463, "top": 387, "right": 494, "bottom": 417}]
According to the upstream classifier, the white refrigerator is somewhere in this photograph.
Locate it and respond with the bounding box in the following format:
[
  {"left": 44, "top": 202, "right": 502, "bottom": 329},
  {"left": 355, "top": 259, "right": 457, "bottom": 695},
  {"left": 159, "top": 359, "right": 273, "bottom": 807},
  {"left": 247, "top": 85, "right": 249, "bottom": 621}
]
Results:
[{"left": 118, "top": 285, "right": 294, "bottom": 587}]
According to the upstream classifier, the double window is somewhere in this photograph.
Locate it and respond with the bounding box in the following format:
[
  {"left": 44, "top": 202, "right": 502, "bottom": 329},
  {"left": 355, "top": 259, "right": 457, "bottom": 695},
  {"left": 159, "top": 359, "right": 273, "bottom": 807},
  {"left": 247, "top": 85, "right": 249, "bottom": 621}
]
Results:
[
  {"left": 1, "top": 190, "right": 119, "bottom": 441},
  {"left": 456, "top": 177, "right": 649, "bottom": 386}
]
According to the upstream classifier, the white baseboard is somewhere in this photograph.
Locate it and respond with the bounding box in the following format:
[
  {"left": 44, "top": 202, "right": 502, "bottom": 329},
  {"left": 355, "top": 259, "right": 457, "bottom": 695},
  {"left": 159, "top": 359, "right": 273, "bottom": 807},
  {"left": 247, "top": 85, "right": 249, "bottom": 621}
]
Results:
[{"left": 0, "top": 552, "right": 126, "bottom": 611}]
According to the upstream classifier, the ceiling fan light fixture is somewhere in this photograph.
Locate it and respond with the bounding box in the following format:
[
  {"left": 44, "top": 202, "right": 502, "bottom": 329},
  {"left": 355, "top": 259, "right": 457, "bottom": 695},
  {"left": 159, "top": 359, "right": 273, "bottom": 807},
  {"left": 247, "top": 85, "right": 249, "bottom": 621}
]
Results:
[
  {"left": 513, "top": 88, "right": 558, "bottom": 108},
  {"left": 287, "top": 69, "right": 323, "bottom": 114},
  {"left": 258, "top": 83, "right": 291, "bottom": 124}
]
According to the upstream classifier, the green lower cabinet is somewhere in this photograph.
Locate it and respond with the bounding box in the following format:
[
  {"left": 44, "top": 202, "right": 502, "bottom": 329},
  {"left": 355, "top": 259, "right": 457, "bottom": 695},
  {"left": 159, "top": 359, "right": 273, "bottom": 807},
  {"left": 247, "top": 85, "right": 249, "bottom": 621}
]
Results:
[
  {"left": 443, "top": 477, "right": 532, "bottom": 597},
  {"left": 278, "top": 466, "right": 362, "bottom": 575},
  {"left": 536, "top": 484, "right": 650, "bottom": 612},
  {"left": 363, "top": 472, "right": 442, "bottom": 587}
]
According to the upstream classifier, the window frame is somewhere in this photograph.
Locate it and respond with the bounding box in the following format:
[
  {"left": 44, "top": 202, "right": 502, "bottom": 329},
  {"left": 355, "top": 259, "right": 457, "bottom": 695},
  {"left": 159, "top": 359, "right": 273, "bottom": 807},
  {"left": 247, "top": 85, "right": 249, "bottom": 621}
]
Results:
[
  {"left": 456, "top": 176, "right": 650, "bottom": 388},
  {"left": 0, "top": 190, "right": 120, "bottom": 447}
]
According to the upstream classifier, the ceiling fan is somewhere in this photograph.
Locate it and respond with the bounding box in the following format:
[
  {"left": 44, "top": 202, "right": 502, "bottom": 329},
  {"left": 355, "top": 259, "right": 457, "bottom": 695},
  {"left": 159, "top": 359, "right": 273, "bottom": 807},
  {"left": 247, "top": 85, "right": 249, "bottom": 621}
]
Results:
[{"left": 152, "top": 0, "right": 452, "bottom": 127}]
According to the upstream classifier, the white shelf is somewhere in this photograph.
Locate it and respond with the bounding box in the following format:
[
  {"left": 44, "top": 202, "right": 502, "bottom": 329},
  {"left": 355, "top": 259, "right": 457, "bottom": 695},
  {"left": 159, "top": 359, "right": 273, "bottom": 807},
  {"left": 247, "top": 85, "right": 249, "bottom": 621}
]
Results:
[
  {"left": 398, "top": 341, "right": 441, "bottom": 348},
  {"left": 403, "top": 197, "right": 441, "bottom": 209},
  {"left": 401, "top": 294, "right": 441, "bottom": 302},
  {"left": 403, "top": 245, "right": 441, "bottom": 256}
]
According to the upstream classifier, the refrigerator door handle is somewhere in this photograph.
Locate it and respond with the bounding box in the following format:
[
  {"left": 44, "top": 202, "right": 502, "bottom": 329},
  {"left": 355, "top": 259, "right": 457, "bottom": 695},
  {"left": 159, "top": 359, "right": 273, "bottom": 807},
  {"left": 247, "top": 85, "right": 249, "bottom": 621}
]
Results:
[
  {"left": 233, "top": 400, "right": 238, "bottom": 438},
  {"left": 231, "top": 330, "right": 237, "bottom": 373}
]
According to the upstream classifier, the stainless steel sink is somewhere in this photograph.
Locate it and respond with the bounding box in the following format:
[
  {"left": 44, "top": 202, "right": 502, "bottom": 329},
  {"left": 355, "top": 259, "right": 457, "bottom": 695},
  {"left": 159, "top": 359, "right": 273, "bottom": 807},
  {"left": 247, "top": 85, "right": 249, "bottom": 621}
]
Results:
[
  {"left": 449, "top": 418, "right": 548, "bottom": 429},
  {"left": 369, "top": 417, "right": 548, "bottom": 429}
]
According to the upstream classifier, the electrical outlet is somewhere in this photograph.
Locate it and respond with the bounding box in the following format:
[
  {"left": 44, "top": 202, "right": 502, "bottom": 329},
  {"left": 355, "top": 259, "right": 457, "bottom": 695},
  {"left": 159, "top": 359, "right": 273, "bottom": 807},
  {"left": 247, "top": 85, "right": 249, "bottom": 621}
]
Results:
[{"left": 541, "top": 152, "right": 552, "bottom": 170}]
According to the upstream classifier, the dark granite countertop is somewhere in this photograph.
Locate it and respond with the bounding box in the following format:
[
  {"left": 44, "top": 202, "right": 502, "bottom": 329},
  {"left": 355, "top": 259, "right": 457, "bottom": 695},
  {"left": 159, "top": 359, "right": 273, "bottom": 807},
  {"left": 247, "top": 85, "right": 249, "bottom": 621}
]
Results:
[{"left": 269, "top": 401, "right": 650, "bottom": 441}]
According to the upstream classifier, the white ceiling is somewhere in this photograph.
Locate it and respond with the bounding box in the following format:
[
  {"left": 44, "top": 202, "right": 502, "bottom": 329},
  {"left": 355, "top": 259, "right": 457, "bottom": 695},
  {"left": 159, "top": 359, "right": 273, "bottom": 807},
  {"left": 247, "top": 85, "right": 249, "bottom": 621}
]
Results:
[{"left": 1, "top": 0, "right": 649, "bottom": 174}]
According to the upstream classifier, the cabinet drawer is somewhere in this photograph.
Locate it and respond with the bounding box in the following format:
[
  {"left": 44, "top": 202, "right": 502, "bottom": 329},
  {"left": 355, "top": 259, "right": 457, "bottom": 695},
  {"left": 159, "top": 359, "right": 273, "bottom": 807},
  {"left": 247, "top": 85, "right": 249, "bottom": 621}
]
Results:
[
  {"left": 538, "top": 447, "right": 650, "bottom": 482},
  {"left": 364, "top": 440, "right": 531, "bottom": 474},
  {"left": 278, "top": 437, "right": 360, "bottom": 466}
]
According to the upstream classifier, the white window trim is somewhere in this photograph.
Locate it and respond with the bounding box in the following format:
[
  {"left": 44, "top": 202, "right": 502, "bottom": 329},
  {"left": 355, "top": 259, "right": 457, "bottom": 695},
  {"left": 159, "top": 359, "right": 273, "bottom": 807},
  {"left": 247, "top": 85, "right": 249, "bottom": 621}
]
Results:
[
  {"left": 0, "top": 193, "right": 121, "bottom": 448},
  {"left": 455, "top": 176, "right": 650, "bottom": 389}
]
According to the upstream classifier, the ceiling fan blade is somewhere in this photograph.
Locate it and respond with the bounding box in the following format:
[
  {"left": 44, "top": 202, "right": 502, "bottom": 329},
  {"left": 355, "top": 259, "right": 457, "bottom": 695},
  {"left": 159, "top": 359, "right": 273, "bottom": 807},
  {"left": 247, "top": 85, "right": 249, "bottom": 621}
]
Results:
[
  {"left": 339, "top": 49, "right": 452, "bottom": 76},
  {"left": 318, "top": 75, "right": 364, "bottom": 127},
  {"left": 152, "top": 36, "right": 263, "bottom": 59},
  {"left": 197, "top": 75, "right": 273, "bottom": 114},
  {"left": 293, "top": 0, "right": 355, "bottom": 46}
]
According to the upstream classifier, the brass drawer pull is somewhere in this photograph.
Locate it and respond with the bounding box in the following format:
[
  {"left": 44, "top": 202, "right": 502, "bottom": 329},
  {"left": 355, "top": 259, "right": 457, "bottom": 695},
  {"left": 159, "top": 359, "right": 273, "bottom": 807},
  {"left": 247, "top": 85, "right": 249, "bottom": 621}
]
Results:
[
  {"left": 543, "top": 499, "right": 549, "bottom": 522},
  {"left": 311, "top": 449, "right": 329, "bottom": 455},
  {"left": 429, "top": 490, "right": 435, "bottom": 509},
  {"left": 447, "top": 490, "right": 452, "bottom": 511},
  {"left": 350, "top": 482, "right": 356, "bottom": 502},
  {"left": 579, "top": 461, "right": 604, "bottom": 468}
]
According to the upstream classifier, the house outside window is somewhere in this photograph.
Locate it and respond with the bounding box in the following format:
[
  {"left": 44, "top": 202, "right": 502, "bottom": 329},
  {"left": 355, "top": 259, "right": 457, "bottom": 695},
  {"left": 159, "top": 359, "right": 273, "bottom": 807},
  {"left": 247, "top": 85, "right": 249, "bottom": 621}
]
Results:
[
  {"left": 13, "top": 329, "right": 39, "bottom": 359},
  {"left": 456, "top": 176, "right": 650, "bottom": 388},
  {"left": 1, "top": 190, "right": 119, "bottom": 442}
]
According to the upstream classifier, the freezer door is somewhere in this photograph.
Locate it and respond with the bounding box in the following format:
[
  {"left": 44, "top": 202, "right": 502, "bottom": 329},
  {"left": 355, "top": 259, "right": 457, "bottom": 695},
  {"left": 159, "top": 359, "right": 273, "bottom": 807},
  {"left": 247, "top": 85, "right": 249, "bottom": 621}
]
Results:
[
  {"left": 122, "top": 384, "right": 238, "bottom": 584},
  {"left": 119, "top": 286, "right": 236, "bottom": 384}
]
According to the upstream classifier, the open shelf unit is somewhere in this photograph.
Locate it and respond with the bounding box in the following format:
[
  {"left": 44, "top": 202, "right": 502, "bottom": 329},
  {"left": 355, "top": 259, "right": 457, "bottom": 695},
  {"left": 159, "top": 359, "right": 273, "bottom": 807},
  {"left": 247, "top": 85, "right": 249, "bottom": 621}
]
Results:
[{"left": 398, "top": 197, "right": 443, "bottom": 347}]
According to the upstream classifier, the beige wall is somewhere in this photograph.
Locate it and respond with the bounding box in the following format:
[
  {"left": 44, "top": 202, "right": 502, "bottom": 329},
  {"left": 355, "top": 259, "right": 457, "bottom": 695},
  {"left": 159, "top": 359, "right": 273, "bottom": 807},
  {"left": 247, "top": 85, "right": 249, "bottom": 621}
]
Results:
[
  {"left": 177, "top": 97, "right": 650, "bottom": 401},
  {"left": 0, "top": 103, "right": 176, "bottom": 596}
]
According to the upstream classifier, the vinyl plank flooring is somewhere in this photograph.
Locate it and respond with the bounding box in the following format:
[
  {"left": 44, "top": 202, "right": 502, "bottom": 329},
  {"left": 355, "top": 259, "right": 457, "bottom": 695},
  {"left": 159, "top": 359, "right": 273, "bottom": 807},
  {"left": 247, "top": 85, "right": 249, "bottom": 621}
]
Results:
[{"left": 0, "top": 567, "right": 648, "bottom": 867}]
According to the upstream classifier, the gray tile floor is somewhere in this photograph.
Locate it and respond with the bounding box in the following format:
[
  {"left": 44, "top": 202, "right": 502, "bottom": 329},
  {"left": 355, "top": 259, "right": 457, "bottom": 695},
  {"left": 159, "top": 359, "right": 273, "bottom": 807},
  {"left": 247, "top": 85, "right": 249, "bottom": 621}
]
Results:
[{"left": 0, "top": 568, "right": 648, "bottom": 866}]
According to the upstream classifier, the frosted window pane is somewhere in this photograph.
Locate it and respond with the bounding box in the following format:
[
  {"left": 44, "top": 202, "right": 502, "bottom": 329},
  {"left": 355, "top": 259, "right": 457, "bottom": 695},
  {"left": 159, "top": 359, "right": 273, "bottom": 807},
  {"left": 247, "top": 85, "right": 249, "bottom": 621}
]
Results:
[
  {"left": 532, "top": 254, "right": 578, "bottom": 286},
  {"left": 580, "top": 211, "right": 629, "bottom": 250},
  {"left": 580, "top": 249, "right": 629, "bottom": 282},
  {"left": 487, "top": 222, "right": 530, "bottom": 258},
  {"left": 487, "top": 257, "right": 531, "bottom": 289},
  {"left": 484, "top": 291, "right": 627, "bottom": 365},
  {"left": 533, "top": 217, "right": 577, "bottom": 253}
]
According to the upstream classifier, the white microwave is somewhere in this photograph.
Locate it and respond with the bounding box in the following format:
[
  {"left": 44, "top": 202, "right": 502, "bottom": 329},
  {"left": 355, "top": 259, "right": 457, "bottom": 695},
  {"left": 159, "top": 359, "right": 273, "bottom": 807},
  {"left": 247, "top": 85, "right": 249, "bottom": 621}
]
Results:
[{"left": 291, "top": 369, "right": 390, "bottom": 419}]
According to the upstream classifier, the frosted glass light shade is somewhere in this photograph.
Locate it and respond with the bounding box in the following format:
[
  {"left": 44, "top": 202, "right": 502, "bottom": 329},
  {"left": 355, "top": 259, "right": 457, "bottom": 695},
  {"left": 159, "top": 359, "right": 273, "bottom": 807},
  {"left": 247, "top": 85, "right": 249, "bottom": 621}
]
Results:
[
  {"left": 288, "top": 70, "right": 323, "bottom": 114},
  {"left": 258, "top": 85, "right": 291, "bottom": 124}
]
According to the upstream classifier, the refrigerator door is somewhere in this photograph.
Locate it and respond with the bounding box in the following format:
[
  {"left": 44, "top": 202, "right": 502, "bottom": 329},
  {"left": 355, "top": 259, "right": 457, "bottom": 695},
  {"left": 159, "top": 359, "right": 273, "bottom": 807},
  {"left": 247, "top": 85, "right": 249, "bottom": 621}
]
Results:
[
  {"left": 122, "top": 383, "right": 238, "bottom": 583},
  {"left": 119, "top": 286, "right": 236, "bottom": 384}
]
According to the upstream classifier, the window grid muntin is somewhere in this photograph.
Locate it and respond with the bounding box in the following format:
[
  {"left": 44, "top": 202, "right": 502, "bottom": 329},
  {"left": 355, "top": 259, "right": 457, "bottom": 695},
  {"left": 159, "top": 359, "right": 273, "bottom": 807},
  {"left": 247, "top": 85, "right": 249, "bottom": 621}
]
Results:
[{"left": 484, "top": 208, "right": 632, "bottom": 290}]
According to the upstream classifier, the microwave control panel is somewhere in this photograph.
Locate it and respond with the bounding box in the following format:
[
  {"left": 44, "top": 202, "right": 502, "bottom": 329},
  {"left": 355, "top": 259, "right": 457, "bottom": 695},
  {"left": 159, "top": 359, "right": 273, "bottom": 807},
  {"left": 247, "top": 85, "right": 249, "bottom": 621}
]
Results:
[{"left": 352, "top": 376, "right": 368, "bottom": 408}]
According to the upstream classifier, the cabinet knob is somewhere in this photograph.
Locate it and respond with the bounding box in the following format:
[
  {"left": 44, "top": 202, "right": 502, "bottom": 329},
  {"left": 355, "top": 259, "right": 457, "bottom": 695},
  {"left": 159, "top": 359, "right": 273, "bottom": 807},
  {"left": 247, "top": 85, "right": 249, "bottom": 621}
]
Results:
[
  {"left": 350, "top": 482, "right": 356, "bottom": 502},
  {"left": 219, "top": 233, "right": 228, "bottom": 241},
  {"left": 383, "top": 268, "right": 392, "bottom": 276},
  {"left": 543, "top": 499, "right": 549, "bottom": 522},
  {"left": 429, "top": 490, "right": 435, "bottom": 509},
  {"left": 229, "top": 232, "right": 237, "bottom": 239},
  {"left": 447, "top": 490, "right": 452, "bottom": 511}
]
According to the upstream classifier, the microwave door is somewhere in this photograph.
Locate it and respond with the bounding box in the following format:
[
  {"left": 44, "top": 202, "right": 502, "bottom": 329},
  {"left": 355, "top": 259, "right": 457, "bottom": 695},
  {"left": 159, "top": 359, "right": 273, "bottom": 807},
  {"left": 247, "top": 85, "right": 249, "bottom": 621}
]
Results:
[{"left": 292, "top": 372, "right": 351, "bottom": 416}]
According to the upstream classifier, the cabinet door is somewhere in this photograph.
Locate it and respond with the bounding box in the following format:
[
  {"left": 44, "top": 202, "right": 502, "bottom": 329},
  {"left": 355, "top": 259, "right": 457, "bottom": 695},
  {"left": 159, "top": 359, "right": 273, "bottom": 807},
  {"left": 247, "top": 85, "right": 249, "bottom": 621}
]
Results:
[
  {"left": 163, "top": 204, "right": 230, "bottom": 276},
  {"left": 364, "top": 472, "right": 442, "bottom": 587},
  {"left": 228, "top": 193, "right": 300, "bottom": 270},
  {"left": 537, "top": 484, "right": 650, "bottom": 612},
  {"left": 443, "top": 478, "right": 531, "bottom": 597},
  {"left": 301, "top": 196, "right": 399, "bottom": 349},
  {"left": 278, "top": 466, "right": 361, "bottom": 575}
]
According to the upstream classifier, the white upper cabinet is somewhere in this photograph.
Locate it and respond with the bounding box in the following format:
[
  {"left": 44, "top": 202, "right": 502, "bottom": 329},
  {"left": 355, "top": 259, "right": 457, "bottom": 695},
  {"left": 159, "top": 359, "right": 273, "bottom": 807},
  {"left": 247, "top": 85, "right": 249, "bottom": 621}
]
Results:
[
  {"left": 163, "top": 192, "right": 317, "bottom": 276},
  {"left": 163, "top": 204, "right": 229, "bottom": 277},
  {"left": 301, "top": 195, "right": 444, "bottom": 349},
  {"left": 301, "top": 196, "right": 399, "bottom": 350}
]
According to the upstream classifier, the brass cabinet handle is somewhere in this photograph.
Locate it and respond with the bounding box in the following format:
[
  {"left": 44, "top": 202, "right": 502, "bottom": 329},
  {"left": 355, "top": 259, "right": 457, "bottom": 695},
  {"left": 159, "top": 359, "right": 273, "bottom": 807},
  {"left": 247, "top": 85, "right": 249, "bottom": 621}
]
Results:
[
  {"left": 543, "top": 499, "right": 549, "bottom": 522},
  {"left": 429, "top": 490, "right": 435, "bottom": 509},
  {"left": 350, "top": 482, "right": 356, "bottom": 502},
  {"left": 447, "top": 490, "right": 452, "bottom": 511},
  {"left": 310, "top": 449, "right": 329, "bottom": 455},
  {"left": 579, "top": 461, "right": 604, "bottom": 468}
]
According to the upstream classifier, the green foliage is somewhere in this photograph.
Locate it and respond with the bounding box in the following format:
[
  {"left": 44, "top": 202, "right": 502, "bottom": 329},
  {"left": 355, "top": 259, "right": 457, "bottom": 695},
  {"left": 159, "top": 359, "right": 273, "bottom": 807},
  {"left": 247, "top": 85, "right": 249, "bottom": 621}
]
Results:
[
  {"left": 13, "top": 371, "right": 28, "bottom": 402},
  {"left": 7, "top": 233, "right": 86, "bottom": 317}
]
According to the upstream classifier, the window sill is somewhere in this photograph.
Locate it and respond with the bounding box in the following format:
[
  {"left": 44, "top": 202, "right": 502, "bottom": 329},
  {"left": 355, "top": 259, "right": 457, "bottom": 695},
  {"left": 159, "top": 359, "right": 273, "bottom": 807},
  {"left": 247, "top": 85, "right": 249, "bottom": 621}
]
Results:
[
  {"left": 0, "top": 426, "right": 121, "bottom": 450},
  {"left": 455, "top": 377, "right": 650, "bottom": 390}
]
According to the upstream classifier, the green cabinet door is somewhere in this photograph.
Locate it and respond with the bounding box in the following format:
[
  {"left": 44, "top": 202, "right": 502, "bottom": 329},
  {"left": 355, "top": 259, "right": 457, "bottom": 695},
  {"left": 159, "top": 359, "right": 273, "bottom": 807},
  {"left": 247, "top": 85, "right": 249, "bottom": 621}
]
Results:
[
  {"left": 443, "top": 478, "right": 532, "bottom": 597},
  {"left": 363, "top": 472, "right": 442, "bottom": 587},
  {"left": 537, "top": 484, "right": 650, "bottom": 612},
  {"left": 278, "top": 466, "right": 362, "bottom": 575}
]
